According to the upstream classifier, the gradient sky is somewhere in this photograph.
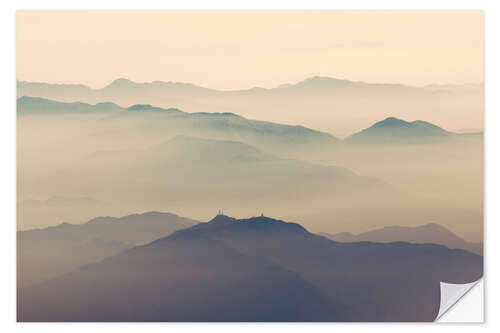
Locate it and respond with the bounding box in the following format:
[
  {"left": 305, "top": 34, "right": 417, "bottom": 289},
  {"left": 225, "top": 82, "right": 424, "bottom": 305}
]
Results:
[{"left": 17, "top": 11, "right": 483, "bottom": 90}]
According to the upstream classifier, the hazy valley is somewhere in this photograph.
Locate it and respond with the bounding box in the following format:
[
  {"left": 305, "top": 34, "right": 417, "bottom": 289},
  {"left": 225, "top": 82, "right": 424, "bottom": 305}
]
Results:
[{"left": 17, "top": 94, "right": 483, "bottom": 241}]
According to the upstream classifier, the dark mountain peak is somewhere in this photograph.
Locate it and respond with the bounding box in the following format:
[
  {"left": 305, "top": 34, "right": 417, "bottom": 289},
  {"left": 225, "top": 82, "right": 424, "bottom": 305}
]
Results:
[
  {"left": 238, "top": 215, "right": 310, "bottom": 235},
  {"left": 239, "top": 215, "right": 287, "bottom": 224},
  {"left": 160, "top": 214, "right": 310, "bottom": 245},
  {"left": 205, "top": 214, "right": 290, "bottom": 227},
  {"left": 207, "top": 214, "right": 291, "bottom": 226},
  {"left": 209, "top": 214, "right": 236, "bottom": 224}
]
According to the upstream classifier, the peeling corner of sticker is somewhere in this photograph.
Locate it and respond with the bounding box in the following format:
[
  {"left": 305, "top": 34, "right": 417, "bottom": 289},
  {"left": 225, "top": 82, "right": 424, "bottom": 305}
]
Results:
[{"left": 435, "top": 279, "right": 481, "bottom": 321}]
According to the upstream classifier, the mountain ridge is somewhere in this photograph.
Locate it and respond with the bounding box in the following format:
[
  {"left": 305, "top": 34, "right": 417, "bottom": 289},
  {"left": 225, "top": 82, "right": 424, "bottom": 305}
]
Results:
[
  {"left": 18, "top": 76, "right": 483, "bottom": 94},
  {"left": 17, "top": 76, "right": 483, "bottom": 135},
  {"left": 19, "top": 96, "right": 463, "bottom": 143},
  {"left": 17, "top": 96, "right": 122, "bottom": 114},
  {"left": 17, "top": 211, "right": 198, "bottom": 287},
  {"left": 345, "top": 116, "right": 453, "bottom": 144},
  {"left": 319, "top": 222, "right": 482, "bottom": 255},
  {"left": 18, "top": 214, "right": 482, "bottom": 322},
  {"left": 19, "top": 76, "right": 441, "bottom": 93}
]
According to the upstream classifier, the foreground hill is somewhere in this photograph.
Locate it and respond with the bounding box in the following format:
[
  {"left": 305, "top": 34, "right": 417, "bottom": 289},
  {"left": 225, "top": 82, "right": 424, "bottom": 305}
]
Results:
[
  {"left": 18, "top": 214, "right": 482, "bottom": 322},
  {"left": 320, "top": 222, "right": 482, "bottom": 255},
  {"left": 17, "top": 212, "right": 197, "bottom": 287}
]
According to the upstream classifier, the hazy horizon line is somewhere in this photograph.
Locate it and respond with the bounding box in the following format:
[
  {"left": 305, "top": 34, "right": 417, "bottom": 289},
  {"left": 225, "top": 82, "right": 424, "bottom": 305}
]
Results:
[
  {"left": 17, "top": 75, "right": 485, "bottom": 92},
  {"left": 16, "top": 208, "right": 481, "bottom": 245},
  {"left": 16, "top": 95, "right": 485, "bottom": 137}
]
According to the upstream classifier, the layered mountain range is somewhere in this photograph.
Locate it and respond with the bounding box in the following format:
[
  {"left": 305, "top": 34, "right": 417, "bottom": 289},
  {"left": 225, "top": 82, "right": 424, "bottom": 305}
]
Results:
[
  {"left": 17, "top": 95, "right": 483, "bottom": 241},
  {"left": 16, "top": 76, "right": 483, "bottom": 136},
  {"left": 17, "top": 95, "right": 477, "bottom": 147},
  {"left": 17, "top": 96, "right": 339, "bottom": 156},
  {"left": 16, "top": 76, "right": 484, "bottom": 322},
  {"left": 18, "top": 214, "right": 482, "bottom": 322},
  {"left": 320, "top": 223, "right": 482, "bottom": 256},
  {"left": 17, "top": 212, "right": 197, "bottom": 287}
]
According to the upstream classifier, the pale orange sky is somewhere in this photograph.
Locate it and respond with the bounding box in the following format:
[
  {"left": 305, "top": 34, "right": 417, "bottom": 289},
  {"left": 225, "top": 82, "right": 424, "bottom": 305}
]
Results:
[{"left": 17, "top": 11, "right": 483, "bottom": 90}]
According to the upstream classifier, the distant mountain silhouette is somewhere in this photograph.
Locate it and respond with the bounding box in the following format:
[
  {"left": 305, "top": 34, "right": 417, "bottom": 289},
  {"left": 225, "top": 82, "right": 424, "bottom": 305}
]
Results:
[
  {"left": 17, "top": 96, "right": 121, "bottom": 114},
  {"left": 17, "top": 211, "right": 197, "bottom": 287},
  {"left": 108, "top": 102, "right": 340, "bottom": 153},
  {"left": 319, "top": 223, "right": 482, "bottom": 255},
  {"left": 102, "top": 77, "right": 211, "bottom": 93},
  {"left": 345, "top": 117, "right": 453, "bottom": 145},
  {"left": 17, "top": 96, "right": 474, "bottom": 150},
  {"left": 16, "top": 77, "right": 482, "bottom": 137},
  {"left": 17, "top": 96, "right": 339, "bottom": 156},
  {"left": 279, "top": 76, "right": 428, "bottom": 95},
  {"left": 18, "top": 214, "right": 482, "bottom": 322},
  {"left": 17, "top": 76, "right": 438, "bottom": 100}
]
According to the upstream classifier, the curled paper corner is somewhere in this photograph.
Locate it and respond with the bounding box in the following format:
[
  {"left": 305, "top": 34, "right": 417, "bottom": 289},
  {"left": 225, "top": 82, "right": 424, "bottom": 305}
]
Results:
[{"left": 435, "top": 279, "right": 482, "bottom": 321}]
